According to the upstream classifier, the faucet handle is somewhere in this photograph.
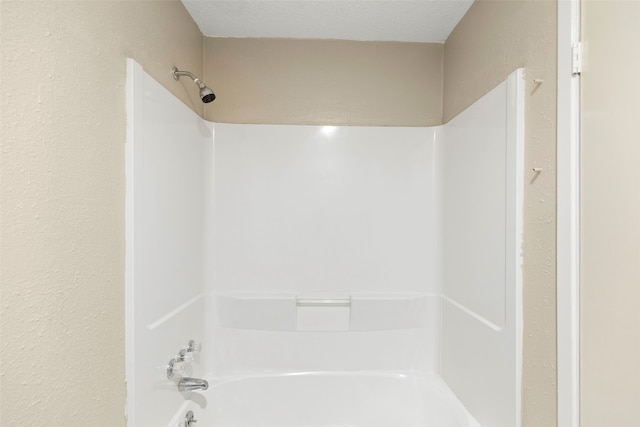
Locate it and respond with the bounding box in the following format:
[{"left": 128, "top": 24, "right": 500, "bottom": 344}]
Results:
[
  {"left": 177, "top": 348, "right": 194, "bottom": 363},
  {"left": 187, "top": 339, "right": 201, "bottom": 353},
  {"left": 166, "top": 358, "right": 185, "bottom": 379}
]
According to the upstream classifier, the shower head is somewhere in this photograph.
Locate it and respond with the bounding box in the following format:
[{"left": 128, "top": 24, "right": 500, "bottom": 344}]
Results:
[
  {"left": 199, "top": 86, "right": 216, "bottom": 104},
  {"left": 171, "top": 66, "right": 216, "bottom": 104}
]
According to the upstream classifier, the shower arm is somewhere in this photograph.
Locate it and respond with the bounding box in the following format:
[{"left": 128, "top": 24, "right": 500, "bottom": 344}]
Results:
[{"left": 171, "top": 67, "right": 206, "bottom": 89}]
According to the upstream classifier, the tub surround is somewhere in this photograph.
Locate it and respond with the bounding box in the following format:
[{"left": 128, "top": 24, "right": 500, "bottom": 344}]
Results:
[{"left": 127, "top": 62, "right": 523, "bottom": 427}]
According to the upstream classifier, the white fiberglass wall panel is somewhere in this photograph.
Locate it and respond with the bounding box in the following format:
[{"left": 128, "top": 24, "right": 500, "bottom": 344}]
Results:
[
  {"left": 443, "top": 79, "right": 509, "bottom": 328},
  {"left": 213, "top": 124, "right": 436, "bottom": 294},
  {"left": 206, "top": 294, "right": 440, "bottom": 374},
  {"left": 209, "top": 124, "right": 439, "bottom": 374},
  {"left": 126, "top": 59, "right": 212, "bottom": 427},
  {"left": 441, "top": 69, "right": 523, "bottom": 427}
]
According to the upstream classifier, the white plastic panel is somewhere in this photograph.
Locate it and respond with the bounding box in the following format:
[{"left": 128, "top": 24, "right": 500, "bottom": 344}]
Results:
[
  {"left": 441, "top": 69, "right": 524, "bottom": 427},
  {"left": 126, "top": 59, "right": 211, "bottom": 427},
  {"left": 208, "top": 124, "right": 440, "bottom": 377},
  {"left": 349, "top": 294, "right": 429, "bottom": 331},
  {"left": 207, "top": 294, "right": 441, "bottom": 374},
  {"left": 216, "top": 294, "right": 297, "bottom": 331},
  {"left": 212, "top": 124, "right": 437, "bottom": 295},
  {"left": 214, "top": 293, "right": 430, "bottom": 331},
  {"left": 442, "top": 82, "right": 507, "bottom": 328},
  {"left": 296, "top": 305, "right": 351, "bottom": 331}
]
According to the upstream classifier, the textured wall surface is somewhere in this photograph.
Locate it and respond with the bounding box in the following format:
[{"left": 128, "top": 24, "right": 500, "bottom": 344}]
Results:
[
  {"left": 580, "top": 1, "right": 640, "bottom": 425},
  {"left": 204, "top": 37, "right": 443, "bottom": 126},
  {"left": 0, "top": 1, "right": 203, "bottom": 425},
  {"left": 443, "top": 1, "right": 557, "bottom": 426}
]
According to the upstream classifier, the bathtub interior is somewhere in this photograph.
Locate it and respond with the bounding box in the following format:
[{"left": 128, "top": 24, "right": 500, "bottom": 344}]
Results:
[
  {"left": 126, "top": 59, "right": 523, "bottom": 427},
  {"left": 170, "top": 372, "right": 481, "bottom": 427}
]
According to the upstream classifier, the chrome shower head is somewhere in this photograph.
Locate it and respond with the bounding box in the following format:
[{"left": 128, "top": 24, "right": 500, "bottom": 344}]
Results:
[
  {"left": 199, "top": 86, "right": 216, "bottom": 104},
  {"left": 171, "top": 66, "right": 216, "bottom": 104}
]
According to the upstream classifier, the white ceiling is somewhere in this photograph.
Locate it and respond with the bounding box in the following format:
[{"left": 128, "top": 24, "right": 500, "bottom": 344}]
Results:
[{"left": 181, "top": 1, "right": 474, "bottom": 43}]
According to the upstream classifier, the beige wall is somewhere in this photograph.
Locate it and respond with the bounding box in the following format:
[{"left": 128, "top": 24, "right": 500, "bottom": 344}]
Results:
[
  {"left": 580, "top": 1, "right": 640, "bottom": 426},
  {"left": 203, "top": 37, "right": 443, "bottom": 126},
  {"left": 0, "top": 1, "right": 203, "bottom": 425},
  {"left": 443, "top": 1, "right": 557, "bottom": 426}
]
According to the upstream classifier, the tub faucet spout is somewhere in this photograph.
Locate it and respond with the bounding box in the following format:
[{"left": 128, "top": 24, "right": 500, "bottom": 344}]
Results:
[{"left": 178, "top": 377, "right": 209, "bottom": 391}]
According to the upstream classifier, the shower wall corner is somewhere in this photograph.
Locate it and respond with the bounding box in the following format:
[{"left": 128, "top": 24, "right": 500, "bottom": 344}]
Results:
[{"left": 125, "top": 58, "right": 212, "bottom": 427}]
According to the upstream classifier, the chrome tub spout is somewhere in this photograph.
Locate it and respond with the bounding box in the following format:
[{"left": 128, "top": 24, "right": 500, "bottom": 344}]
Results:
[{"left": 178, "top": 377, "right": 209, "bottom": 391}]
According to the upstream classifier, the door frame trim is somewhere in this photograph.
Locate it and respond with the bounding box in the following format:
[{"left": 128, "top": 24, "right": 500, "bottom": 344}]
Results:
[{"left": 557, "top": 1, "right": 581, "bottom": 426}]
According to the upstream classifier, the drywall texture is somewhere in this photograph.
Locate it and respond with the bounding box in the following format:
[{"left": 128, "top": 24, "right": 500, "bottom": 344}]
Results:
[
  {"left": 580, "top": 1, "right": 640, "bottom": 426},
  {"left": 0, "top": 1, "right": 203, "bottom": 426},
  {"left": 204, "top": 37, "right": 443, "bottom": 126},
  {"left": 443, "top": 1, "right": 557, "bottom": 426}
]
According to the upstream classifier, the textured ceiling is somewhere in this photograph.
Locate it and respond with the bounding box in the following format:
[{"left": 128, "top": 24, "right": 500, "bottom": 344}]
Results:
[{"left": 181, "top": 1, "right": 474, "bottom": 43}]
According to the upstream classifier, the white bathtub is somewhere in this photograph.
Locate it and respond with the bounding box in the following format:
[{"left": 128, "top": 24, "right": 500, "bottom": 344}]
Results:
[{"left": 170, "top": 371, "right": 480, "bottom": 427}]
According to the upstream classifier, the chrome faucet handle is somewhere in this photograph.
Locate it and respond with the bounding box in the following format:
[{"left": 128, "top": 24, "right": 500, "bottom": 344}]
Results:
[
  {"left": 166, "top": 358, "right": 185, "bottom": 379},
  {"left": 176, "top": 348, "right": 194, "bottom": 363},
  {"left": 186, "top": 339, "right": 201, "bottom": 353}
]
